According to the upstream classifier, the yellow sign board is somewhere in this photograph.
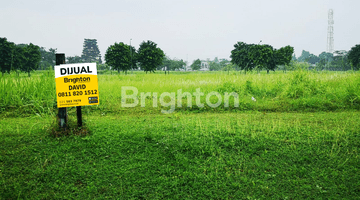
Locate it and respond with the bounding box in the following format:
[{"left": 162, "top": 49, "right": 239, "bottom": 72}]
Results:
[{"left": 55, "top": 63, "right": 99, "bottom": 108}]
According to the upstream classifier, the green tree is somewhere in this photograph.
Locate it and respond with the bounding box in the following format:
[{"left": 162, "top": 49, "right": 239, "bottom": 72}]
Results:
[
  {"left": 305, "top": 54, "right": 320, "bottom": 64},
  {"left": 137, "top": 40, "right": 164, "bottom": 73},
  {"left": 316, "top": 58, "right": 326, "bottom": 70},
  {"left": 97, "top": 63, "right": 110, "bottom": 71},
  {"left": 66, "top": 55, "right": 83, "bottom": 64},
  {"left": 231, "top": 42, "right": 294, "bottom": 73},
  {"left": 222, "top": 63, "right": 235, "bottom": 72},
  {"left": 159, "top": 56, "right": 171, "bottom": 71},
  {"left": 174, "top": 59, "right": 186, "bottom": 71},
  {"left": 289, "top": 60, "right": 310, "bottom": 70},
  {"left": 219, "top": 59, "right": 230, "bottom": 70},
  {"left": 209, "top": 61, "right": 221, "bottom": 71},
  {"left": 230, "top": 42, "right": 256, "bottom": 73},
  {"left": 331, "top": 51, "right": 349, "bottom": 70},
  {"left": 12, "top": 45, "right": 26, "bottom": 76},
  {"left": 318, "top": 51, "right": 334, "bottom": 69},
  {"left": 190, "top": 59, "right": 201, "bottom": 71},
  {"left": 297, "top": 50, "right": 311, "bottom": 62},
  {"left": 129, "top": 45, "right": 138, "bottom": 71},
  {"left": 275, "top": 45, "right": 294, "bottom": 72},
  {"left": 162, "top": 57, "right": 186, "bottom": 71},
  {"left": 263, "top": 45, "right": 278, "bottom": 73},
  {"left": 22, "top": 43, "right": 41, "bottom": 77},
  {"left": 208, "top": 57, "right": 225, "bottom": 71},
  {"left": 81, "top": 39, "right": 102, "bottom": 63},
  {"left": 347, "top": 44, "right": 360, "bottom": 70},
  {"left": 39, "top": 47, "right": 56, "bottom": 70},
  {"left": 0, "top": 37, "right": 13, "bottom": 76},
  {"left": 276, "top": 46, "right": 294, "bottom": 64},
  {"left": 249, "top": 44, "right": 276, "bottom": 73},
  {"left": 319, "top": 52, "right": 334, "bottom": 62},
  {"left": 105, "top": 42, "right": 135, "bottom": 74},
  {"left": 293, "top": 50, "right": 320, "bottom": 65}
]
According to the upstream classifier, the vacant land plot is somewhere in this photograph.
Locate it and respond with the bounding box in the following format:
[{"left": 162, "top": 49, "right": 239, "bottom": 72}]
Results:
[{"left": 0, "top": 70, "right": 359, "bottom": 199}]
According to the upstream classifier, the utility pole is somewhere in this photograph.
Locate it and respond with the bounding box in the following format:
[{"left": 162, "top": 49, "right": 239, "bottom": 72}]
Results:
[
  {"left": 327, "top": 9, "right": 334, "bottom": 53},
  {"left": 130, "top": 39, "right": 133, "bottom": 74},
  {"left": 186, "top": 54, "right": 188, "bottom": 71}
]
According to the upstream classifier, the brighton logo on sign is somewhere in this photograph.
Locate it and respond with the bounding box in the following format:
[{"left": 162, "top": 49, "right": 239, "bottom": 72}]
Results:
[{"left": 55, "top": 63, "right": 100, "bottom": 108}]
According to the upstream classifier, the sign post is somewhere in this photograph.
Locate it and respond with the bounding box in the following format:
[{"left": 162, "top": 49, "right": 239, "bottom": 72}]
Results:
[
  {"left": 54, "top": 59, "right": 99, "bottom": 129},
  {"left": 77, "top": 106, "right": 82, "bottom": 127},
  {"left": 55, "top": 54, "right": 67, "bottom": 129}
]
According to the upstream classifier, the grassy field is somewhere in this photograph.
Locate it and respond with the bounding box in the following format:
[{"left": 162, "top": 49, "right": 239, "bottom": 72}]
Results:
[
  {"left": 1, "top": 70, "right": 360, "bottom": 116},
  {"left": 0, "top": 70, "right": 359, "bottom": 199},
  {"left": 1, "top": 112, "right": 359, "bottom": 199}
]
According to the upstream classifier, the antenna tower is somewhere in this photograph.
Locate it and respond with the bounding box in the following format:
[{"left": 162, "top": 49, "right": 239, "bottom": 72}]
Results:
[{"left": 327, "top": 9, "right": 334, "bottom": 53}]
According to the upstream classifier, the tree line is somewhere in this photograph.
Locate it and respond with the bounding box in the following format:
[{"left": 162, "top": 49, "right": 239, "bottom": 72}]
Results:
[
  {"left": 189, "top": 42, "right": 360, "bottom": 72},
  {"left": 188, "top": 42, "right": 294, "bottom": 73},
  {"left": 0, "top": 38, "right": 42, "bottom": 77},
  {"left": 105, "top": 40, "right": 165, "bottom": 74},
  {"left": 0, "top": 38, "right": 103, "bottom": 76},
  {"left": 230, "top": 42, "right": 294, "bottom": 73},
  {"left": 1, "top": 36, "right": 360, "bottom": 77},
  {"left": 294, "top": 48, "right": 360, "bottom": 71}
]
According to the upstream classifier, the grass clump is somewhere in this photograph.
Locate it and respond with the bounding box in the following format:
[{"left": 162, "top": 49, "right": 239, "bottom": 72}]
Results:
[{"left": 48, "top": 112, "right": 90, "bottom": 138}]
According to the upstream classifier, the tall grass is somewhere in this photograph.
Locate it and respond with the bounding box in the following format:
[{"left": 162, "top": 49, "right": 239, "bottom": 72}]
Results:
[
  {"left": 1, "top": 70, "right": 359, "bottom": 116},
  {"left": 0, "top": 71, "right": 56, "bottom": 115}
]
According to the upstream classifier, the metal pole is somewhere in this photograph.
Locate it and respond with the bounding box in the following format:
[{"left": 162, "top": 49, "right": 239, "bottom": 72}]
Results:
[
  {"left": 56, "top": 54, "right": 67, "bottom": 129},
  {"left": 77, "top": 106, "right": 82, "bottom": 127},
  {"left": 130, "top": 39, "right": 133, "bottom": 74}
]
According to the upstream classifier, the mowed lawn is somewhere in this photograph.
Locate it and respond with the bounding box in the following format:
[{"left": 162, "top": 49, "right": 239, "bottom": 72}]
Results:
[{"left": 1, "top": 111, "right": 359, "bottom": 199}]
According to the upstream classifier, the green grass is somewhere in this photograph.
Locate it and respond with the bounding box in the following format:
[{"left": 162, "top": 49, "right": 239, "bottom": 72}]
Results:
[
  {"left": 1, "top": 70, "right": 359, "bottom": 198},
  {"left": 1, "top": 70, "right": 360, "bottom": 116},
  {"left": 1, "top": 111, "right": 359, "bottom": 199}
]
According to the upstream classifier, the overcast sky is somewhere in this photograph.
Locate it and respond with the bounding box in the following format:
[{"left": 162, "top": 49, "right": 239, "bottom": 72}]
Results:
[{"left": 1, "top": 0, "right": 359, "bottom": 64}]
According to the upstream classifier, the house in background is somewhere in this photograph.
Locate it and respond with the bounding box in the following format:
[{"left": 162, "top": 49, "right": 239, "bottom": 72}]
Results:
[{"left": 199, "top": 60, "right": 210, "bottom": 71}]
